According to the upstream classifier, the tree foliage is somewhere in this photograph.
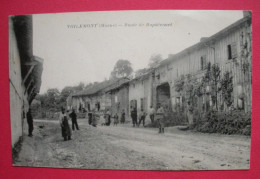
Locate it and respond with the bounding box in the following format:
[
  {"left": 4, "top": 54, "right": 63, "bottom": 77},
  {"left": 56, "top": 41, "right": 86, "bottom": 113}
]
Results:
[
  {"left": 135, "top": 68, "right": 148, "bottom": 77},
  {"left": 35, "top": 82, "right": 88, "bottom": 117},
  {"left": 148, "top": 54, "right": 163, "bottom": 68},
  {"left": 110, "top": 59, "right": 133, "bottom": 79}
]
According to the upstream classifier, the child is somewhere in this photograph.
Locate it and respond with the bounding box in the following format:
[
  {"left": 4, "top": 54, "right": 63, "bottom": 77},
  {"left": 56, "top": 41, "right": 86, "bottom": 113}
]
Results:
[{"left": 114, "top": 113, "right": 119, "bottom": 126}]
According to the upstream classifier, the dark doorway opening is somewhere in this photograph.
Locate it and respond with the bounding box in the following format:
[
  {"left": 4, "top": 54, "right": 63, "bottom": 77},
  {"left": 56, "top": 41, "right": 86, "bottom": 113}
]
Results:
[{"left": 156, "top": 83, "right": 171, "bottom": 111}]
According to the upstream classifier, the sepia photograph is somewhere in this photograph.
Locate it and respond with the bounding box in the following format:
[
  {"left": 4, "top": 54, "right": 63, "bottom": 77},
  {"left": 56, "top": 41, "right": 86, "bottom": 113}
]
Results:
[{"left": 9, "top": 10, "right": 252, "bottom": 170}]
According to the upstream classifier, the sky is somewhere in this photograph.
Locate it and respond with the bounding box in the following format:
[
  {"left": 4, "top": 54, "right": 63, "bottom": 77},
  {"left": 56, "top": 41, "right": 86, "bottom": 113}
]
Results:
[{"left": 33, "top": 10, "right": 243, "bottom": 94}]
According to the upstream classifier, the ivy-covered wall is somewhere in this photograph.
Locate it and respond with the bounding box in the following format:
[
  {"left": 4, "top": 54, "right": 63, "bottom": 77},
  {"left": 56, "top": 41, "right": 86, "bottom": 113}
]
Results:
[{"left": 152, "top": 15, "right": 252, "bottom": 123}]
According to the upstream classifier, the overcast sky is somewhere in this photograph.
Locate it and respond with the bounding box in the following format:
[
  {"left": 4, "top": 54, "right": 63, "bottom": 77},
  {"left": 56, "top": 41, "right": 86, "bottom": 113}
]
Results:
[{"left": 33, "top": 10, "right": 243, "bottom": 94}]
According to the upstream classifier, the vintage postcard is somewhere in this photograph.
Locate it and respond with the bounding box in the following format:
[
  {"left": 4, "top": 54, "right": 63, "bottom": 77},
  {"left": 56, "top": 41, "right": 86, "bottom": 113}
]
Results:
[{"left": 9, "top": 10, "right": 252, "bottom": 170}]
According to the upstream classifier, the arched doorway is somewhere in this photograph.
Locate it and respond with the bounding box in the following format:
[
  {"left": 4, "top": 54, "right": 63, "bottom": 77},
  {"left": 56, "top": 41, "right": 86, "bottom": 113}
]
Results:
[{"left": 156, "top": 83, "right": 171, "bottom": 111}]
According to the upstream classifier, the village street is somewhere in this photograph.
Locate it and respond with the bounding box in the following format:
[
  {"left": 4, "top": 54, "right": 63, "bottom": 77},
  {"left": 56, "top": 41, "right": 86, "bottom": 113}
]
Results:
[{"left": 14, "top": 119, "right": 251, "bottom": 170}]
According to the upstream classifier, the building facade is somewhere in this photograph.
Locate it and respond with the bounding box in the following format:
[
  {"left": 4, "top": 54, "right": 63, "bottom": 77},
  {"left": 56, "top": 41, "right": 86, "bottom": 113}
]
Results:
[
  {"left": 107, "top": 81, "right": 130, "bottom": 118},
  {"left": 67, "top": 13, "right": 252, "bottom": 125},
  {"left": 152, "top": 13, "right": 252, "bottom": 117},
  {"left": 129, "top": 73, "right": 153, "bottom": 118},
  {"left": 68, "top": 78, "right": 129, "bottom": 114},
  {"left": 9, "top": 15, "right": 44, "bottom": 147}
]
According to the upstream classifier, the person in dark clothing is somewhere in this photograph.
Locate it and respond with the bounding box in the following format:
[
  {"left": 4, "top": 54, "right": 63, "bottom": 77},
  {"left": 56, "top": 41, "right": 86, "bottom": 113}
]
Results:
[
  {"left": 26, "top": 109, "right": 33, "bottom": 137},
  {"left": 131, "top": 107, "right": 138, "bottom": 127},
  {"left": 88, "top": 112, "right": 93, "bottom": 125},
  {"left": 69, "top": 109, "right": 79, "bottom": 131},
  {"left": 114, "top": 113, "right": 119, "bottom": 126},
  {"left": 120, "top": 109, "right": 126, "bottom": 124},
  {"left": 105, "top": 110, "right": 111, "bottom": 126}
]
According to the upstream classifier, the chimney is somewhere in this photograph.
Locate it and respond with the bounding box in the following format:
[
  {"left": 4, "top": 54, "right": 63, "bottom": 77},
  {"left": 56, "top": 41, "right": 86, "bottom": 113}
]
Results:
[
  {"left": 168, "top": 54, "right": 175, "bottom": 58},
  {"left": 243, "top": 11, "right": 252, "bottom": 18},
  {"left": 200, "top": 37, "right": 208, "bottom": 42}
]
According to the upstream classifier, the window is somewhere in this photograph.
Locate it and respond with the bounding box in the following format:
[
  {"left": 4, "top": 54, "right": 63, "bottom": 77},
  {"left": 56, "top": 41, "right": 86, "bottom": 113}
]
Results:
[
  {"left": 200, "top": 55, "right": 207, "bottom": 70},
  {"left": 227, "top": 42, "right": 238, "bottom": 59},
  {"left": 167, "top": 64, "right": 173, "bottom": 70},
  {"left": 87, "top": 103, "right": 90, "bottom": 111},
  {"left": 130, "top": 100, "right": 137, "bottom": 110},
  {"left": 237, "top": 98, "right": 244, "bottom": 110},
  {"left": 96, "top": 102, "right": 100, "bottom": 111}
]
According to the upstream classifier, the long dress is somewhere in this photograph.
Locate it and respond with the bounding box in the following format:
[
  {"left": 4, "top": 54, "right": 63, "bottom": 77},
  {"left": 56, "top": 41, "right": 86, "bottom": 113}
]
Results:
[
  {"left": 59, "top": 113, "right": 71, "bottom": 138},
  {"left": 120, "top": 112, "right": 125, "bottom": 123}
]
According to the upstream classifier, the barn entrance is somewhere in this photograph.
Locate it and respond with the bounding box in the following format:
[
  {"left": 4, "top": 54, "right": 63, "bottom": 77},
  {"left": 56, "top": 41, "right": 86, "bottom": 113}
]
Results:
[{"left": 156, "top": 83, "right": 171, "bottom": 111}]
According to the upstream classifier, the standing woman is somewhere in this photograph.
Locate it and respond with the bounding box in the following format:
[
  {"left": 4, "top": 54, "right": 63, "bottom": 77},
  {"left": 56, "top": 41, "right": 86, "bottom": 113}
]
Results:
[
  {"left": 105, "top": 109, "right": 111, "bottom": 126},
  {"left": 120, "top": 109, "right": 125, "bottom": 124},
  {"left": 59, "top": 108, "right": 72, "bottom": 141}
]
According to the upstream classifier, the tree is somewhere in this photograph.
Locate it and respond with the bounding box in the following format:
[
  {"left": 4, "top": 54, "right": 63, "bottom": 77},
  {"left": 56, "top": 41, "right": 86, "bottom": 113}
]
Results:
[
  {"left": 110, "top": 59, "right": 133, "bottom": 79},
  {"left": 148, "top": 54, "right": 163, "bottom": 68},
  {"left": 59, "top": 86, "right": 74, "bottom": 108},
  {"left": 46, "top": 88, "right": 61, "bottom": 110}
]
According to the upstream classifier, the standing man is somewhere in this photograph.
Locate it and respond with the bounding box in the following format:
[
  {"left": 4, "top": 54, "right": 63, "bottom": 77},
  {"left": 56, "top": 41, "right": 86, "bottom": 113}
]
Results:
[
  {"left": 157, "top": 104, "right": 165, "bottom": 133},
  {"left": 138, "top": 109, "right": 146, "bottom": 127},
  {"left": 131, "top": 107, "right": 138, "bottom": 127},
  {"left": 59, "top": 107, "right": 72, "bottom": 141},
  {"left": 70, "top": 109, "right": 79, "bottom": 131},
  {"left": 26, "top": 109, "right": 33, "bottom": 137},
  {"left": 149, "top": 106, "right": 156, "bottom": 124}
]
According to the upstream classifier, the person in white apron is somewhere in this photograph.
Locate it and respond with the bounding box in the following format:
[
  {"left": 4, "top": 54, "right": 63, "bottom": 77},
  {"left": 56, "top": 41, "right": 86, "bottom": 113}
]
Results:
[
  {"left": 156, "top": 105, "right": 165, "bottom": 133},
  {"left": 59, "top": 108, "right": 72, "bottom": 141}
]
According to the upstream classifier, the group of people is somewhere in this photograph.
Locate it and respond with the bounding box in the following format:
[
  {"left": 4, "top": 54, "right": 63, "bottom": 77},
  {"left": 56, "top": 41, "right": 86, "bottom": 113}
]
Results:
[
  {"left": 130, "top": 108, "right": 146, "bottom": 127},
  {"left": 130, "top": 104, "right": 165, "bottom": 133},
  {"left": 25, "top": 103, "right": 166, "bottom": 141},
  {"left": 113, "top": 109, "right": 126, "bottom": 126},
  {"left": 59, "top": 108, "right": 80, "bottom": 141}
]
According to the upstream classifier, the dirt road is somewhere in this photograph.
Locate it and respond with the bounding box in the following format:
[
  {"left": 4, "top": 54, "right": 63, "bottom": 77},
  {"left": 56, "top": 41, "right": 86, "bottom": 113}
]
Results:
[{"left": 14, "top": 119, "right": 251, "bottom": 170}]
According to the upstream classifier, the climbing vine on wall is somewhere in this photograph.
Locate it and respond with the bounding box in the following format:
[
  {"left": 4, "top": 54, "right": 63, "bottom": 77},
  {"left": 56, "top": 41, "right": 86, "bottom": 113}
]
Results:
[
  {"left": 174, "top": 75, "right": 185, "bottom": 93},
  {"left": 173, "top": 62, "right": 235, "bottom": 112},
  {"left": 220, "top": 71, "right": 233, "bottom": 107},
  {"left": 200, "top": 62, "right": 221, "bottom": 109}
]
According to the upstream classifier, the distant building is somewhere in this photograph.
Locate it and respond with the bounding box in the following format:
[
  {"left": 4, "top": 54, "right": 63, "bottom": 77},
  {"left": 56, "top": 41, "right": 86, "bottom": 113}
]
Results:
[
  {"left": 106, "top": 79, "right": 130, "bottom": 118},
  {"left": 9, "top": 15, "right": 44, "bottom": 147},
  {"left": 128, "top": 73, "right": 153, "bottom": 118},
  {"left": 68, "top": 78, "right": 129, "bottom": 113}
]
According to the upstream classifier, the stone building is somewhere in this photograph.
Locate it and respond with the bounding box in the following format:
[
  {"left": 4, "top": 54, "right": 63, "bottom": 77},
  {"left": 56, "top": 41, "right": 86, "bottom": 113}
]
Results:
[
  {"left": 69, "top": 78, "right": 129, "bottom": 113},
  {"left": 67, "top": 12, "right": 252, "bottom": 125},
  {"left": 9, "top": 15, "right": 44, "bottom": 147},
  {"left": 128, "top": 73, "right": 153, "bottom": 118},
  {"left": 152, "top": 12, "right": 252, "bottom": 118},
  {"left": 106, "top": 78, "right": 130, "bottom": 118}
]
